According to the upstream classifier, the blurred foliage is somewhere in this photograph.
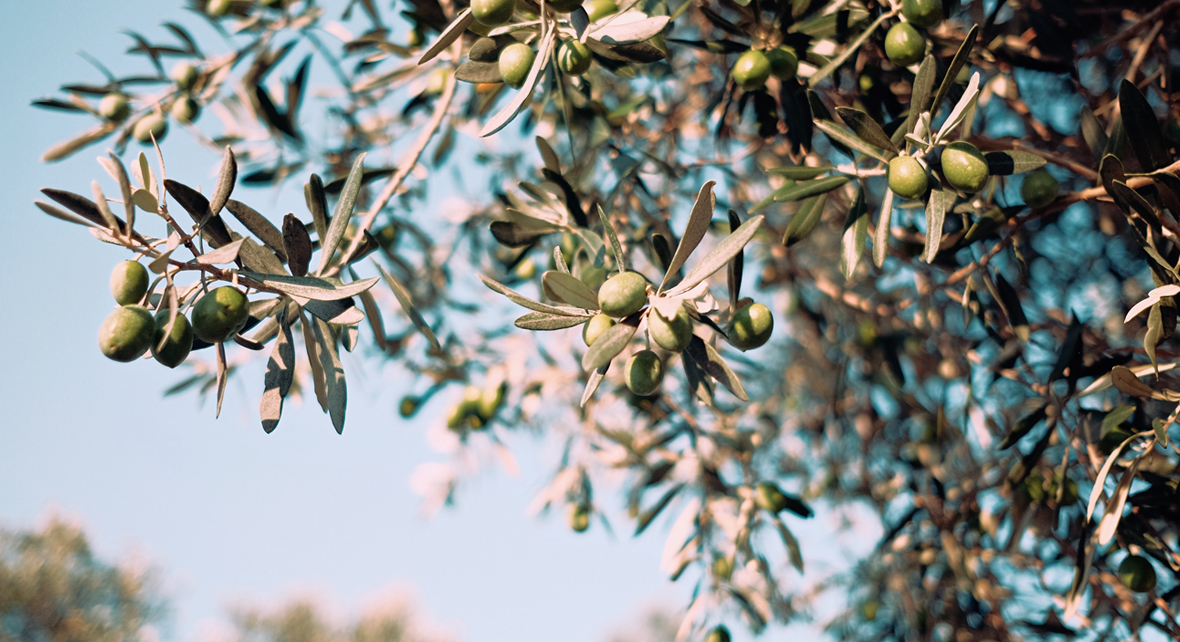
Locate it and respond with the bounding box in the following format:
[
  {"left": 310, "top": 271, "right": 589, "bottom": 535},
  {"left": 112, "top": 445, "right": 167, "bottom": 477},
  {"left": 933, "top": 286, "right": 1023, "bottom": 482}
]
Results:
[
  {"left": 0, "top": 519, "right": 165, "bottom": 642},
  {"left": 31, "top": 0, "right": 1180, "bottom": 639}
]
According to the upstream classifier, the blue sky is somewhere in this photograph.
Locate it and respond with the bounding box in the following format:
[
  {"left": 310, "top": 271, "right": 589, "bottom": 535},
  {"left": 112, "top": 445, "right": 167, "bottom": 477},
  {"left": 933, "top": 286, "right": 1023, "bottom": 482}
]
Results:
[{"left": 0, "top": 3, "right": 861, "bottom": 641}]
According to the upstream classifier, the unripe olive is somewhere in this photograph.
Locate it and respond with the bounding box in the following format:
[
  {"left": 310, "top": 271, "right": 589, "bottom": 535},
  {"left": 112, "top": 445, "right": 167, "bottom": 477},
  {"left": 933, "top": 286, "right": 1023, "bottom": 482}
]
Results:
[
  {"left": 583, "top": 313, "right": 616, "bottom": 346},
  {"left": 648, "top": 308, "right": 692, "bottom": 352},
  {"left": 478, "top": 381, "right": 507, "bottom": 420},
  {"left": 941, "top": 141, "right": 989, "bottom": 193},
  {"left": 732, "top": 49, "right": 771, "bottom": 91},
  {"left": 170, "top": 62, "right": 199, "bottom": 90},
  {"left": 514, "top": 257, "right": 537, "bottom": 280},
  {"left": 568, "top": 504, "right": 590, "bottom": 533},
  {"left": 151, "top": 310, "right": 194, "bottom": 368},
  {"left": 884, "top": 22, "right": 925, "bottom": 66},
  {"left": 557, "top": 40, "right": 593, "bottom": 76},
  {"left": 1021, "top": 170, "right": 1059, "bottom": 208},
  {"left": 110, "top": 261, "right": 149, "bottom": 306},
  {"left": 170, "top": 97, "right": 200, "bottom": 124},
  {"left": 547, "top": 0, "right": 584, "bottom": 12},
  {"left": 98, "top": 306, "right": 155, "bottom": 363},
  {"left": 99, "top": 94, "right": 131, "bottom": 122},
  {"left": 133, "top": 114, "right": 168, "bottom": 144},
  {"left": 766, "top": 46, "right": 799, "bottom": 80},
  {"left": 498, "top": 43, "right": 536, "bottom": 89},
  {"left": 888, "top": 155, "right": 929, "bottom": 200},
  {"left": 902, "top": 0, "right": 944, "bottom": 29},
  {"left": 1119, "top": 555, "right": 1157, "bottom": 593},
  {"left": 754, "top": 481, "right": 789, "bottom": 513},
  {"left": 191, "top": 286, "right": 250, "bottom": 343},
  {"left": 624, "top": 350, "right": 664, "bottom": 396},
  {"left": 597, "top": 271, "right": 648, "bottom": 318},
  {"left": 472, "top": 0, "right": 516, "bottom": 27},
  {"left": 711, "top": 555, "right": 733, "bottom": 580},
  {"left": 583, "top": 0, "right": 617, "bottom": 21},
  {"left": 399, "top": 395, "right": 419, "bottom": 418},
  {"left": 705, "top": 626, "right": 731, "bottom": 642},
  {"left": 207, "top": 0, "right": 232, "bottom": 16},
  {"left": 728, "top": 302, "right": 773, "bottom": 351}
]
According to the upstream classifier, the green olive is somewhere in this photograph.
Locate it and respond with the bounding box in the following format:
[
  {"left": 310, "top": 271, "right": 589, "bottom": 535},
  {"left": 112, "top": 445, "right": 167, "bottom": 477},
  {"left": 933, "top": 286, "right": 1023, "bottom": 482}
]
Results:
[
  {"left": 941, "top": 141, "right": 989, "bottom": 193},
  {"left": 884, "top": 22, "right": 926, "bottom": 66},
  {"left": 583, "top": 313, "right": 616, "bottom": 346},
  {"left": 110, "top": 261, "right": 149, "bottom": 306},
  {"left": 624, "top": 350, "right": 664, "bottom": 396},
  {"left": 705, "top": 626, "right": 731, "bottom": 642},
  {"left": 170, "top": 97, "right": 200, "bottom": 124},
  {"left": 648, "top": 308, "right": 692, "bottom": 352},
  {"left": 766, "top": 46, "right": 799, "bottom": 80},
  {"left": 557, "top": 40, "right": 593, "bottom": 76},
  {"left": 597, "top": 271, "right": 648, "bottom": 318},
  {"left": 728, "top": 302, "right": 773, "bottom": 351},
  {"left": 151, "top": 310, "right": 194, "bottom": 368},
  {"left": 584, "top": 0, "right": 617, "bottom": 21},
  {"left": 133, "top": 114, "right": 168, "bottom": 144},
  {"left": 547, "top": 0, "right": 584, "bottom": 12},
  {"left": 207, "top": 0, "right": 232, "bottom": 16},
  {"left": 170, "top": 62, "right": 199, "bottom": 90},
  {"left": 1118, "top": 555, "right": 1157, "bottom": 593},
  {"left": 399, "top": 395, "right": 419, "bottom": 418},
  {"left": 98, "top": 94, "right": 131, "bottom": 122},
  {"left": 888, "top": 155, "right": 929, "bottom": 200},
  {"left": 1021, "top": 170, "right": 1059, "bottom": 208},
  {"left": 514, "top": 257, "right": 537, "bottom": 280},
  {"left": 478, "top": 381, "right": 507, "bottom": 420},
  {"left": 472, "top": 0, "right": 517, "bottom": 27},
  {"left": 902, "top": 0, "right": 944, "bottom": 29},
  {"left": 733, "top": 49, "right": 771, "bottom": 91},
  {"left": 498, "top": 43, "right": 536, "bottom": 89},
  {"left": 98, "top": 306, "right": 155, "bottom": 363},
  {"left": 754, "top": 481, "right": 789, "bottom": 513},
  {"left": 191, "top": 286, "right": 250, "bottom": 343},
  {"left": 568, "top": 504, "right": 590, "bottom": 532}
]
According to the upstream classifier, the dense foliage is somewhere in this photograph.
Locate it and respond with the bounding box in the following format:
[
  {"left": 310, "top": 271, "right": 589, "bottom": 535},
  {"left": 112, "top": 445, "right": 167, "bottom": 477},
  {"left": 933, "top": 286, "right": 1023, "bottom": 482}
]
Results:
[{"left": 32, "top": 0, "right": 1180, "bottom": 639}]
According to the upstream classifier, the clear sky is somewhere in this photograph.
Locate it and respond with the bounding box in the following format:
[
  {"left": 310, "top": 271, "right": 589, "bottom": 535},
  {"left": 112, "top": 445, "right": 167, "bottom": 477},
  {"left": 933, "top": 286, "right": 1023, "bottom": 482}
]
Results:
[{"left": 0, "top": 3, "right": 866, "bottom": 641}]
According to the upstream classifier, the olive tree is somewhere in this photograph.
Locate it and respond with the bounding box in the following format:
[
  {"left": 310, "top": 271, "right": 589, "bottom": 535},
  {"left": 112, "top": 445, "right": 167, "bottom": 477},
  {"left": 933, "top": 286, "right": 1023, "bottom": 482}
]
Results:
[{"left": 32, "top": 0, "right": 1180, "bottom": 639}]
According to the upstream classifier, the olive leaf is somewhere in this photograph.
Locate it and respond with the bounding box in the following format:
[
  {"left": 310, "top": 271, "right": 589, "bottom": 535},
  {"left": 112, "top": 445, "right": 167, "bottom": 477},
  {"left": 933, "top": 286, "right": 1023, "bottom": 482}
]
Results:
[
  {"left": 984, "top": 151, "right": 1047, "bottom": 175},
  {"left": 301, "top": 298, "right": 364, "bottom": 325},
  {"left": 317, "top": 152, "right": 366, "bottom": 275},
  {"left": 684, "top": 336, "right": 748, "bottom": 401},
  {"left": 418, "top": 8, "right": 474, "bottom": 65},
  {"left": 1079, "top": 106, "right": 1108, "bottom": 161},
  {"left": 752, "top": 176, "right": 849, "bottom": 214},
  {"left": 840, "top": 187, "right": 868, "bottom": 278},
  {"left": 659, "top": 180, "right": 716, "bottom": 292},
  {"left": 225, "top": 200, "right": 287, "bottom": 262},
  {"left": 1120, "top": 79, "right": 1171, "bottom": 172},
  {"left": 808, "top": 12, "right": 889, "bottom": 87},
  {"left": 873, "top": 188, "right": 895, "bottom": 268},
  {"left": 165, "top": 179, "right": 233, "bottom": 248},
  {"left": 239, "top": 271, "right": 379, "bottom": 301},
  {"left": 377, "top": 263, "right": 442, "bottom": 352},
  {"left": 542, "top": 270, "right": 599, "bottom": 310},
  {"left": 194, "top": 238, "right": 246, "bottom": 265},
  {"left": 581, "top": 363, "right": 609, "bottom": 407},
  {"left": 208, "top": 146, "right": 236, "bottom": 217},
  {"left": 933, "top": 72, "right": 980, "bottom": 144},
  {"left": 767, "top": 165, "right": 834, "bottom": 179},
  {"left": 310, "top": 317, "right": 347, "bottom": 434},
  {"left": 998, "top": 404, "right": 1047, "bottom": 450},
  {"left": 455, "top": 61, "right": 502, "bottom": 83},
  {"left": 930, "top": 24, "right": 978, "bottom": 117},
  {"left": 582, "top": 322, "right": 639, "bottom": 371},
  {"left": 478, "top": 273, "right": 595, "bottom": 317},
  {"left": 835, "top": 107, "right": 898, "bottom": 156},
  {"left": 783, "top": 192, "right": 829, "bottom": 248},
  {"left": 922, "top": 188, "right": 957, "bottom": 263},
  {"left": 599, "top": 204, "right": 626, "bottom": 273},
  {"left": 305, "top": 174, "right": 329, "bottom": 243},
  {"left": 515, "top": 311, "right": 593, "bottom": 330},
  {"left": 894, "top": 55, "right": 937, "bottom": 145},
  {"left": 588, "top": 12, "right": 670, "bottom": 44},
  {"left": 666, "top": 215, "right": 764, "bottom": 297},
  {"left": 813, "top": 120, "right": 891, "bottom": 163},
  {"left": 260, "top": 310, "right": 295, "bottom": 434}
]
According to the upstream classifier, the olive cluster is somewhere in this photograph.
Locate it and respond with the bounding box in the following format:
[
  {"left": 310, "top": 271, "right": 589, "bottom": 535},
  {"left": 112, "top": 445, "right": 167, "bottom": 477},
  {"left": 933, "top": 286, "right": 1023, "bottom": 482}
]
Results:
[
  {"left": 889, "top": 141, "right": 1060, "bottom": 207},
  {"left": 98, "top": 261, "right": 249, "bottom": 368},
  {"left": 466, "top": 0, "right": 618, "bottom": 86},
  {"left": 96, "top": 58, "right": 206, "bottom": 145},
  {"left": 584, "top": 270, "right": 774, "bottom": 397},
  {"left": 884, "top": 0, "right": 945, "bottom": 67},
  {"left": 445, "top": 380, "right": 508, "bottom": 430},
  {"left": 731, "top": 46, "right": 798, "bottom": 91}
]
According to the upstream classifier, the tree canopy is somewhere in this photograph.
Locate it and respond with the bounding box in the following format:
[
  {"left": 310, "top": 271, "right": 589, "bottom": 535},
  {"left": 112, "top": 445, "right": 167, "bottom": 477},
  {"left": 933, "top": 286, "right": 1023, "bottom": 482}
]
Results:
[{"left": 31, "top": 0, "right": 1180, "bottom": 639}]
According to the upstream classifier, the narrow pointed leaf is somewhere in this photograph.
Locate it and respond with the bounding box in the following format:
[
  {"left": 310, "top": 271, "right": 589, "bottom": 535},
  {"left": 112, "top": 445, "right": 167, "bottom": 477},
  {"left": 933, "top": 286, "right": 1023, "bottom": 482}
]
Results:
[
  {"left": 419, "top": 9, "right": 474, "bottom": 65},
  {"left": 783, "top": 193, "right": 828, "bottom": 247},
  {"left": 283, "top": 213, "right": 313, "bottom": 276},
  {"left": 582, "top": 322, "right": 638, "bottom": 371},
  {"left": 481, "top": 29, "right": 556, "bottom": 137},
  {"left": 984, "top": 151, "right": 1047, "bottom": 175},
  {"left": 873, "top": 189, "right": 895, "bottom": 268},
  {"left": 477, "top": 273, "right": 595, "bottom": 317},
  {"left": 542, "top": 270, "right": 599, "bottom": 310},
  {"left": 305, "top": 174, "right": 329, "bottom": 243},
  {"left": 239, "top": 271, "right": 378, "bottom": 301},
  {"left": 659, "top": 180, "right": 716, "bottom": 291},
  {"left": 515, "top": 311, "right": 592, "bottom": 330},
  {"left": 768, "top": 165, "right": 834, "bottom": 179},
  {"left": 311, "top": 317, "right": 347, "bottom": 434},
  {"left": 835, "top": 107, "right": 898, "bottom": 156},
  {"left": 208, "top": 146, "right": 236, "bottom": 216},
  {"left": 581, "top": 363, "right": 609, "bottom": 407},
  {"left": 684, "top": 336, "right": 748, "bottom": 401},
  {"left": 224, "top": 200, "right": 287, "bottom": 262},
  {"left": 261, "top": 311, "right": 295, "bottom": 433},
  {"left": 318, "top": 153, "right": 366, "bottom": 274},
  {"left": 377, "top": 263, "right": 442, "bottom": 352},
  {"left": 922, "top": 188, "right": 957, "bottom": 263},
  {"left": 841, "top": 187, "right": 869, "bottom": 278},
  {"left": 599, "top": 204, "right": 626, "bottom": 273},
  {"left": 1120, "top": 79, "right": 1171, "bottom": 172},
  {"left": 930, "top": 24, "right": 978, "bottom": 116},
  {"left": 814, "top": 120, "right": 891, "bottom": 163},
  {"left": 894, "top": 55, "right": 937, "bottom": 144},
  {"left": 667, "top": 216, "right": 764, "bottom": 297}
]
